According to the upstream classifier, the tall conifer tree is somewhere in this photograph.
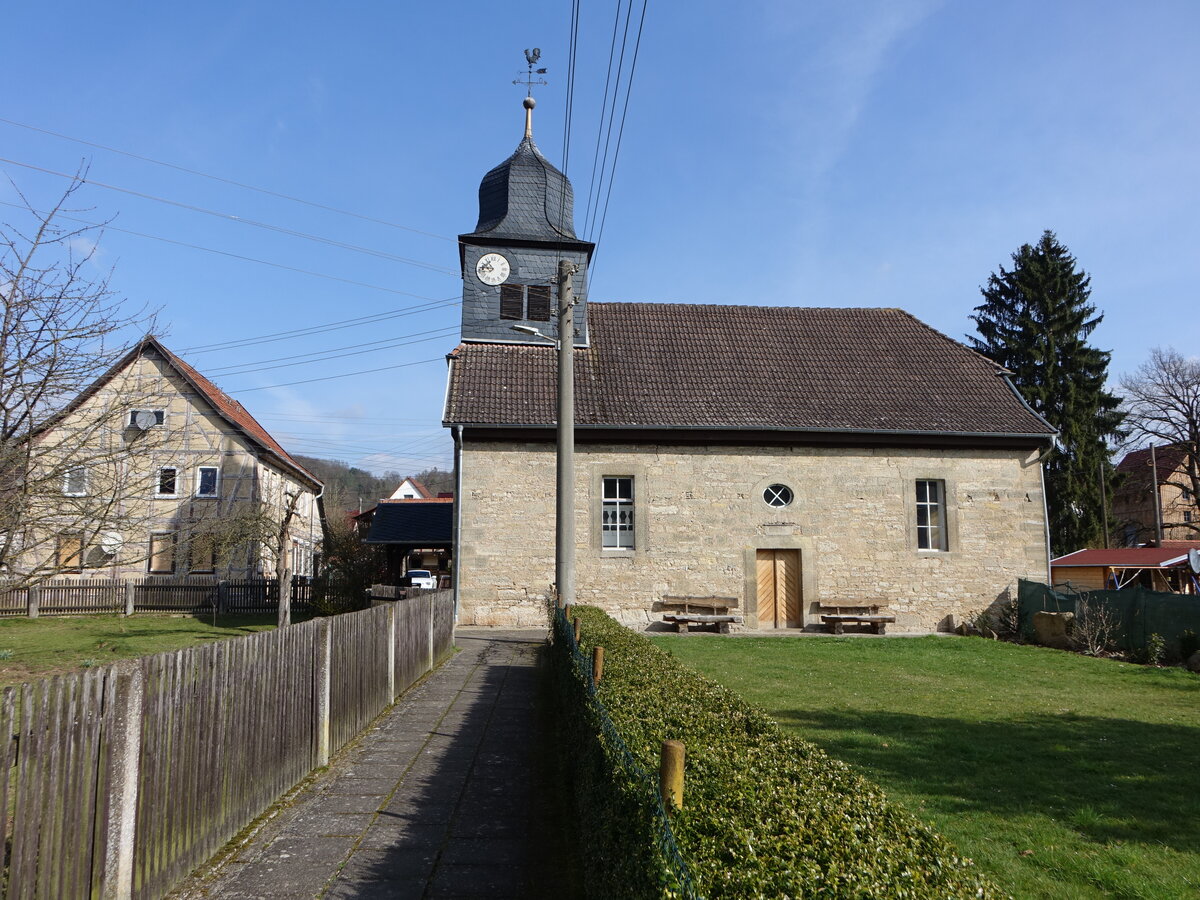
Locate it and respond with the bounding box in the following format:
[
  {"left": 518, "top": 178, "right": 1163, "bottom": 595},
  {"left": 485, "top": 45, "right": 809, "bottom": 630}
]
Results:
[{"left": 969, "top": 231, "right": 1124, "bottom": 554}]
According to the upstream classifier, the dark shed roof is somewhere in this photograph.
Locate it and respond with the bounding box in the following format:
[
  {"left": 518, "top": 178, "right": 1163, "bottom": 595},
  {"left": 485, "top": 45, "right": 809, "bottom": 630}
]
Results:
[
  {"left": 445, "top": 302, "right": 1055, "bottom": 439},
  {"left": 365, "top": 502, "right": 454, "bottom": 546}
]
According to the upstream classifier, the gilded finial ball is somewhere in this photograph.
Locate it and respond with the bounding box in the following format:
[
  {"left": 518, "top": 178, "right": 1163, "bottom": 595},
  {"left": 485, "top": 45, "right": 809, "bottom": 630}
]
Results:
[{"left": 523, "top": 96, "right": 536, "bottom": 110}]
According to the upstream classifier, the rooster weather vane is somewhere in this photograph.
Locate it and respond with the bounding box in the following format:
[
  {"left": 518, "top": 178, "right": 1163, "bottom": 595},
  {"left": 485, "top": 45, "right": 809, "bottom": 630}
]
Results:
[{"left": 514, "top": 48, "right": 548, "bottom": 96}]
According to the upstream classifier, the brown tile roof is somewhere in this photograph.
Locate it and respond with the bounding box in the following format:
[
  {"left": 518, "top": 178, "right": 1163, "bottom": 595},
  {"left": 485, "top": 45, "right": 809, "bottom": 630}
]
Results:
[
  {"left": 154, "top": 342, "right": 319, "bottom": 486},
  {"left": 1117, "top": 445, "right": 1188, "bottom": 478},
  {"left": 45, "top": 337, "right": 321, "bottom": 489},
  {"left": 1052, "top": 546, "right": 1200, "bottom": 567},
  {"left": 444, "top": 303, "right": 1055, "bottom": 438}
]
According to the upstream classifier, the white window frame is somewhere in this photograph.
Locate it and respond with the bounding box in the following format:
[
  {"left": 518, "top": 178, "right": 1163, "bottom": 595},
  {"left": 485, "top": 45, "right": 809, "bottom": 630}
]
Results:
[
  {"left": 196, "top": 465, "right": 220, "bottom": 498},
  {"left": 128, "top": 409, "right": 166, "bottom": 428},
  {"left": 156, "top": 466, "right": 179, "bottom": 498},
  {"left": 62, "top": 466, "right": 87, "bottom": 497},
  {"left": 916, "top": 479, "right": 948, "bottom": 551},
  {"left": 602, "top": 476, "right": 636, "bottom": 550}
]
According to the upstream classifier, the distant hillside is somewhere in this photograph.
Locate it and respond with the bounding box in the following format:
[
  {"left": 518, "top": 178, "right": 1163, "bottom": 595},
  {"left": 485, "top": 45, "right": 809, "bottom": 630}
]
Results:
[{"left": 294, "top": 456, "right": 453, "bottom": 516}]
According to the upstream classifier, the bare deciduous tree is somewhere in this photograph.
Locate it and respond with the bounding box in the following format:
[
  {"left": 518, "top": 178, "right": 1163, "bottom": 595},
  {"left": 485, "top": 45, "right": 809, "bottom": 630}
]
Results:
[
  {"left": 0, "top": 176, "right": 160, "bottom": 586},
  {"left": 1120, "top": 347, "right": 1200, "bottom": 538}
]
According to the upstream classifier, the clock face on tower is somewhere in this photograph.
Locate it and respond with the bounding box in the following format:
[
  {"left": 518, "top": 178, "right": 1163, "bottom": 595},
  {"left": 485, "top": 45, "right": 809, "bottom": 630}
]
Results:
[{"left": 475, "top": 253, "right": 510, "bottom": 286}]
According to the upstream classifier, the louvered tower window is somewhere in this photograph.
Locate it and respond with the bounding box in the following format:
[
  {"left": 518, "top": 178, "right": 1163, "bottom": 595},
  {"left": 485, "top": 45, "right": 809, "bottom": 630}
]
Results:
[{"left": 499, "top": 284, "right": 554, "bottom": 322}]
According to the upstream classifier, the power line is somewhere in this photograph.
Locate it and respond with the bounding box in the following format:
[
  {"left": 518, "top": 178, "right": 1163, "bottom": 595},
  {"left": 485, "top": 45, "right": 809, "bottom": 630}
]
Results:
[
  {"left": 0, "top": 116, "right": 455, "bottom": 242},
  {"left": 179, "top": 297, "right": 459, "bottom": 354},
  {"left": 582, "top": 0, "right": 626, "bottom": 235},
  {"left": 204, "top": 327, "right": 458, "bottom": 377},
  {"left": 0, "top": 199, "right": 457, "bottom": 304},
  {"left": 226, "top": 355, "right": 446, "bottom": 394},
  {"left": 591, "top": 0, "right": 649, "bottom": 264},
  {"left": 584, "top": 0, "right": 635, "bottom": 240},
  {"left": 0, "top": 156, "right": 458, "bottom": 275}
]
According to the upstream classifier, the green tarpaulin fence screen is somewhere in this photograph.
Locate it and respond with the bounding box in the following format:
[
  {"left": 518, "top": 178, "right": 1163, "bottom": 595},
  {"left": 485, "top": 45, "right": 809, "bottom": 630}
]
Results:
[{"left": 1018, "top": 578, "right": 1200, "bottom": 656}]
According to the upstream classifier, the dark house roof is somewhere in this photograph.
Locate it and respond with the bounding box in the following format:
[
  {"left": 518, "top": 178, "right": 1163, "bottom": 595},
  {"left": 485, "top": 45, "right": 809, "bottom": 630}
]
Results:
[
  {"left": 1116, "top": 445, "right": 1188, "bottom": 493},
  {"left": 461, "top": 136, "right": 578, "bottom": 242},
  {"left": 444, "top": 303, "right": 1055, "bottom": 441},
  {"left": 365, "top": 501, "right": 454, "bottom": 547}
]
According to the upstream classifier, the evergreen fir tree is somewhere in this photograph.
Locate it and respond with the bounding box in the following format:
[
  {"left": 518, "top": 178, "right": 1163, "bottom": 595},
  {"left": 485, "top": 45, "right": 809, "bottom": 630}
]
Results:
[{"left": 969, "top": 231, "right": 1124, "bottom": 554}]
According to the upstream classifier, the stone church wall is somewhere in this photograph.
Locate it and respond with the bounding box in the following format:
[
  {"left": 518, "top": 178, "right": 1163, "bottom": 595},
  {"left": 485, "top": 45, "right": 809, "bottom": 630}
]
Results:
[{"left": 456, "top": 441, "right": 1049, "bottom": 632}]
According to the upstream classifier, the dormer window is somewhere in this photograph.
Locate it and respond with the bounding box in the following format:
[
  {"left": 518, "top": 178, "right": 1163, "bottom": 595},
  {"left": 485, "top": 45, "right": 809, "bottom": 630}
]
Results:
[{"left": 500, "top": 284, "right": 553, "bottom": 322}]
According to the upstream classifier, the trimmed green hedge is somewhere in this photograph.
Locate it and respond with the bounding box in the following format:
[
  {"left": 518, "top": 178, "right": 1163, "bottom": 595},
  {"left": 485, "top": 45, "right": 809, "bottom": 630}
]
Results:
[{"left": 556, "top": 606, "right": 1003, "bottom": 899}]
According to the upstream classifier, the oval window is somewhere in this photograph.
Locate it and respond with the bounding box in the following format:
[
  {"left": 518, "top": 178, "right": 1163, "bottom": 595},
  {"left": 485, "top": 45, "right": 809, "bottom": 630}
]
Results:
[{"left": 763, "top": 484, "right": 793, "bottom": 508}]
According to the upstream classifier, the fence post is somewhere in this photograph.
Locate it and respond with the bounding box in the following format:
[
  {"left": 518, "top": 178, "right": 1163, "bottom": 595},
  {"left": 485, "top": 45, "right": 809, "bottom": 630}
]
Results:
[
  {"left": 315, "top": 617, "right": 332, "bottom": 766},
  {"left": 101, "top": 662, "right": 144, "bottom": 899},
  {"left": 592, "top": 646, "right": 605, "bottom": 685},
  {"left": 427, "top": 592, "right": 435, "bottom": 674},
  {"left": 660, "top": 740, "right": 685, "bottom": 812},
  {"left": 387, "top": 602, "right": 396, "bottom": 699},
  {"left": 123, "top": 581, "right": 135, "bottom": 617},
  {"left": 27, "top": 584, "right": 39, "bottom": 618},
  {"left": 572, "top": 617, "right": 581, "bottom": 644},
  {"left": 217, "top": 580, "right": 228, "bottom": 615}
]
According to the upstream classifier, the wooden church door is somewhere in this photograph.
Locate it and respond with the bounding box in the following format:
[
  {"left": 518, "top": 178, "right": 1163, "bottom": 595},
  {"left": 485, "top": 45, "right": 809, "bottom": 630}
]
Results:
[{"left": 755, "top": 549, "right": 802, "bottom": 629}]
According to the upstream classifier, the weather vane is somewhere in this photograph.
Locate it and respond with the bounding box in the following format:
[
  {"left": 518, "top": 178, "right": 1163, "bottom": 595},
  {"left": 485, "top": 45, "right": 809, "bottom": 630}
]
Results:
[{"left": 513, "top": 48, "right": 548, "bottom": 97}]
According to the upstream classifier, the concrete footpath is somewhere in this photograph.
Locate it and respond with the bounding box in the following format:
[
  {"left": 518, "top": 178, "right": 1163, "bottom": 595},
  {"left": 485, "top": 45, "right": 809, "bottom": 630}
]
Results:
[{"left": 176, "top": 628, "right": 558, "bottom": 900}]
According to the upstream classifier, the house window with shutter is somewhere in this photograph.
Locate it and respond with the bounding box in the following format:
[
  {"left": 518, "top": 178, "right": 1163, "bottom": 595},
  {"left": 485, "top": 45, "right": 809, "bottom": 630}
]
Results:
[
  {"left": 149, "top": 532, "right": 175, "bottom": 574},
  {"left": 56, "top": 533, "right": 83, "bottom": 573},
  {"left": 189, "top": 533, "right": 216, "bottom": 573}
]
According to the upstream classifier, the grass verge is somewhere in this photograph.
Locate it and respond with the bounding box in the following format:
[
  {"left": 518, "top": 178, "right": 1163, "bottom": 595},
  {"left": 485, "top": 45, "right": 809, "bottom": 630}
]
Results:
[
  {"left": 0, "top": 613, "right": 306, "bottom": 687},
  {"left": 650, "top": 633, "right": 1200, "bottom": 899}
]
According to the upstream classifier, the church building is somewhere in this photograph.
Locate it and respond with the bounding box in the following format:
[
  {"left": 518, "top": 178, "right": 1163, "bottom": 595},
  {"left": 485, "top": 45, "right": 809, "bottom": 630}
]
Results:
[{"left": 443, "top": 100, "right": 1056, "bottom": 631}]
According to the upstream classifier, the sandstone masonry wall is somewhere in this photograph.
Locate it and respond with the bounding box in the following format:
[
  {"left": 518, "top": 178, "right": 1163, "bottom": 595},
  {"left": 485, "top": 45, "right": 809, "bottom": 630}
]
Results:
[{"left": 457, "top": 441, "right": 1049, "bottom": 631}]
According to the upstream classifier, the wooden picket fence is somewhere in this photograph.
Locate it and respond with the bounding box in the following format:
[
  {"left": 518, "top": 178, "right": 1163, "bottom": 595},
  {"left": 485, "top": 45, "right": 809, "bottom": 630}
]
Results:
[
  {"left": 0, "top": 576, "right": 335, "bottom": 618},
  {"left": 0, "top": 590, "right": 455, "bottom": 899}
]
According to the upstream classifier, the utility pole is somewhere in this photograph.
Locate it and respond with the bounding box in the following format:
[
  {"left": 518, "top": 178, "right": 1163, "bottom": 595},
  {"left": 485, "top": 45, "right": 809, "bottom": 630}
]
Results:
[
  {"left": 1150, "top": 443, "right": 1164, "bottom": 546},
  {"left": 556, "top": 258, "right": 577, "bottom": 609}
]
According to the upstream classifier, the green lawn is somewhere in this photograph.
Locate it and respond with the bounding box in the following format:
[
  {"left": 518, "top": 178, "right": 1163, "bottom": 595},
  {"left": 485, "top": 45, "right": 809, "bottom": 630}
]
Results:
[
  {"left": 0, "top": 613, "right": 300, "bottom": 687},
  {"left": 649, "top": 633, "right": 1200, "bottom": 900}
]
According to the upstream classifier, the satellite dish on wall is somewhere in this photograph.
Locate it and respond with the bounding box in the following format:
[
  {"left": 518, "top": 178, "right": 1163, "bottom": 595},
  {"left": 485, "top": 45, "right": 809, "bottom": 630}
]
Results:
[
  {"left": 1189, "top": 548, "right": 1200, "bottom": 575},
  {"left": 133, "top": 410, "right": 158, "bottom": 430},
  {"left": 100, "top": 532, "right": 123, "bottom": 555}
]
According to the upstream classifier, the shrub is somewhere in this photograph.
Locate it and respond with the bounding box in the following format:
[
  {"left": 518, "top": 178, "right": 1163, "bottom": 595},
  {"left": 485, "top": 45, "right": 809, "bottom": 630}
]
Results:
[
  {"left": 1181, "top": 630, "right": 1200, "bottom": 661},
  {"left": 556, "top": 606, "right": 1002, "bottom": 899}
]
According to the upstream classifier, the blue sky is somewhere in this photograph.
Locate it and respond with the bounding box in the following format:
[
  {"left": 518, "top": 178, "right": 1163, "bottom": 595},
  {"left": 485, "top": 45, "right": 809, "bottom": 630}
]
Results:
[{"left": 4, "top": 1, "right": 1197, "bottom": 484}]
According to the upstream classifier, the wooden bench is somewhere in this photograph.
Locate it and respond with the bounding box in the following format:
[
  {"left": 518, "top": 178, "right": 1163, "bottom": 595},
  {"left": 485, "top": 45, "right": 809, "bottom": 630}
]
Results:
[
  {"left": 660, "top": 595, "right": 743, "bottom": 634},
  {"left": 819, "top": 605, "right": 896, "bottom": 635}
]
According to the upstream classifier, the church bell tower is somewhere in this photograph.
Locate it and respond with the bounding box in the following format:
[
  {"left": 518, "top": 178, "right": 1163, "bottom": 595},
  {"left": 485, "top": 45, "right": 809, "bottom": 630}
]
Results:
[{"left": 458, "top": 95, "right": 593, "bottom": 347}]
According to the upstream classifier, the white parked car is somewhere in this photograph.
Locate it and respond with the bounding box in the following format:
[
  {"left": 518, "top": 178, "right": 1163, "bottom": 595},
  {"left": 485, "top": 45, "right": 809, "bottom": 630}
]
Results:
[{"left": 407, "top": 569, "right": 437, "bottom": 590}]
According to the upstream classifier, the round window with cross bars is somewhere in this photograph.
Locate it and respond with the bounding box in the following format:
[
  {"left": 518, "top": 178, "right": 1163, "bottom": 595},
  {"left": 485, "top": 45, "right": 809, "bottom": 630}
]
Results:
[{"left": 763, "top": 484, "right": 793, "bottom": 508}]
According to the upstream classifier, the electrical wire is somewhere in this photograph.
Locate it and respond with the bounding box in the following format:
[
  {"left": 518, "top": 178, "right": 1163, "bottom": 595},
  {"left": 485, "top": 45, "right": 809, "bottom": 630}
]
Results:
[
  {"left": 0, "top": 156, "right": 458, "bottom": 275},
  {"left": 204, "top": 327, "right": 458, "bottom": 377},
  {"left": 0, "top": 116, "right": 455, "bottom": 242},
  {"left": 584, "top": 0, "right": 634, "bottom": 239},
  {"left": 591, "top": 0, "right": 649, "bottom": 265},
  {"left": 225, "top": 355, "right": 445, "bottom": 394},
  {"left": 179, "top": 297, "right": 460, "bottom": 354},
  {"left": 582, "top": 0, "right": 626, "bottom": 235},
  {"left": 0, "top": 200, "right": 454, "bottom": 304}
]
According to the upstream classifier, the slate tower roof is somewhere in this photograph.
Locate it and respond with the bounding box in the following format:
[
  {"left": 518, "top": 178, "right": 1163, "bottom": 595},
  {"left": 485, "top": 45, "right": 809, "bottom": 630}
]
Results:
[{"left": 462, "top": 133, "right": 577, "bottom": 242}]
